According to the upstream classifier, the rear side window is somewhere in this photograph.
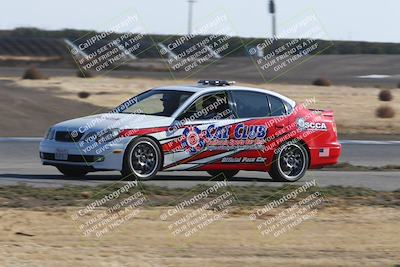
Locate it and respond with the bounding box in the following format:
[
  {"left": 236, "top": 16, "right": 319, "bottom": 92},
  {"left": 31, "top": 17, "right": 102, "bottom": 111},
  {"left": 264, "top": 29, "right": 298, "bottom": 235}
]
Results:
[
  {"left": 268, "top": 95, "right": 287, "bottom": 116},
  {"left": 230, "top": 91, "right": 270, "bottom": 118}
]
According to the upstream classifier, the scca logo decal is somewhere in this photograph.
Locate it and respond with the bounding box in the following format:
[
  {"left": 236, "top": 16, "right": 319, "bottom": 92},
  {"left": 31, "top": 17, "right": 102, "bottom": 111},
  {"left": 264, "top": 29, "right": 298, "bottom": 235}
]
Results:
[{"left": 296, "top": 118, "right": 327, "bottom": 131}]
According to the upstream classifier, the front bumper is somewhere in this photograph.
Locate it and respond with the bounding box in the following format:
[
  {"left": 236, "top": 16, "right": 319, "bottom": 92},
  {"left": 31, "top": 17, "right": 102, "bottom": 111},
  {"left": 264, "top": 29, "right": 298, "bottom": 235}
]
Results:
[{"left": 39, "top": 137, "right": 133, "bottom": 171}]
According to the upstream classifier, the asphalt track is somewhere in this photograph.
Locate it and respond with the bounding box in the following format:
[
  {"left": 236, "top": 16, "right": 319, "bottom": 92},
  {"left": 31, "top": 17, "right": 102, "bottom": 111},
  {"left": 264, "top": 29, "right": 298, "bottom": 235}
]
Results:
[{"left": 0, "top": 140, "right": 399, "bottom": 191}]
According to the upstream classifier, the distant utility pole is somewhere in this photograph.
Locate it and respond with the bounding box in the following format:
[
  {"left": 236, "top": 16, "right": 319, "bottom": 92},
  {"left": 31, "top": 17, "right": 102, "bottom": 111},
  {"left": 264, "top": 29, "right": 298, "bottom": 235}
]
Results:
[
  {"left": 268, "top": 0, "right": 277, "bottom": 52},
  {"left": 269, "top": 0, "right": 277, "bottom": 37},
  {"left": 188, "top": 0, "right": 196, "bottom": 34}
]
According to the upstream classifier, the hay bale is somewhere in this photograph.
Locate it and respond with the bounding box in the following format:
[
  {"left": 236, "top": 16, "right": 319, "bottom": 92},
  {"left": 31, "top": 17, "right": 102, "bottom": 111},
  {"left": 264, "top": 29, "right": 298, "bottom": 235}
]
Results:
[
  {"left": 376, "top": 105, "right": 395, "bottom": 118},
  {"left": 312, "top": 78, "right": 331, "bottom": 86},
  {"left": 80, "top": 191, "right": 92, "bottom": 199},
  {"left": 77, "top": 91, "right": 91, "bottom": 99},
  {"left": 378, "top": 89, "right": 393, "bottom": 101},
  {"left": 22, "top": 67, "right": 47, "bottom": 80}
]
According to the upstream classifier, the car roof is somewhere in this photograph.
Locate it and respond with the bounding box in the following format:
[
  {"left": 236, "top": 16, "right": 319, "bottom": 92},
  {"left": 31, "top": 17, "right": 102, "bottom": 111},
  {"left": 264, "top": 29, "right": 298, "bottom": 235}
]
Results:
[
  {"left": 152, "top": 84, "right": 296, "bottom": 107},
  {"left": 152, "top": 85, "right": 202, "bottom": 93}
]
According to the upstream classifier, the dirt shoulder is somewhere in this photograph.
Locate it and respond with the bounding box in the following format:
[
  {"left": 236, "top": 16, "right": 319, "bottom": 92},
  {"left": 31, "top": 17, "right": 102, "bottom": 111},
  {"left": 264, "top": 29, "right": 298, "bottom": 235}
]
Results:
[
  {"left": 0, "top": 184, "right": 399, "bottom": 266},
  {"left": 0, "top": 79, "right": 104, "bottom": 136},
  {"left": 0, "top": 206, "right": 399, "bottom": 267}
]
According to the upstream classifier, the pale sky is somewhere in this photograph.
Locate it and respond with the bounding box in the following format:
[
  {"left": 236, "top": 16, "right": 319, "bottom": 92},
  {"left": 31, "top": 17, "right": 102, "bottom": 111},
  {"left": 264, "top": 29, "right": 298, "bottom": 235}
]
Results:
[{"left": 0, "top": 0, "right": 398, "bottom": 43}]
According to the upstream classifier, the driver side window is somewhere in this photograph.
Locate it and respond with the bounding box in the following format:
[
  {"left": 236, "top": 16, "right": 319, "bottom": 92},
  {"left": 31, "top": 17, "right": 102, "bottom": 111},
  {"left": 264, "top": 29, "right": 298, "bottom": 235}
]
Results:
[{"left": 179, "top": 91, "right": 233, "bottom": 121}]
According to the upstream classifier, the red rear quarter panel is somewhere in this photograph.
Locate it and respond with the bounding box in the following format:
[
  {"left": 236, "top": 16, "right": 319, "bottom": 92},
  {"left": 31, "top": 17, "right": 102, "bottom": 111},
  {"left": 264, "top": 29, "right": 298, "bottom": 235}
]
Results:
[{"left": 286, "top": 105, "right": 341, "bottom": 169}]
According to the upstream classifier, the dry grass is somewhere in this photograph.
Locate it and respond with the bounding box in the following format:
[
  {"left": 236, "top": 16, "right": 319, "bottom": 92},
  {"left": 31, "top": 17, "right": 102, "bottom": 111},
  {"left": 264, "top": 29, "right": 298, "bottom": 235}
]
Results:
[
  {"left": 0, "top": 55, "right": 62, "bottom": 62},
  {"left": 11, "top": 76, "right": 400, "bottom": 135},
  {"left": 0, "top": 206, "right": 399, "bottom": 267},
  {"left": 1, "top": 183, "right": 397, "bottom": 208}
]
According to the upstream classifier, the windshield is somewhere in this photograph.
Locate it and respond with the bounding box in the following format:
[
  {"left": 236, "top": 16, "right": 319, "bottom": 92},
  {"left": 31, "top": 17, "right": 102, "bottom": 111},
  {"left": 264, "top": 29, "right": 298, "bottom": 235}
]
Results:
[{"left": 116, "top": 90, "right": 194, "bottom": 117}]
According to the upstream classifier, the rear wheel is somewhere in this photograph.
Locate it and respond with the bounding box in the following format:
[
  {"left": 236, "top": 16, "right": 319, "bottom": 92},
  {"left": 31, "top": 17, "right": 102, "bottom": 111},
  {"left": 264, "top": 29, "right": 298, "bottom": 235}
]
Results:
[
  {"left": 57, "top": 166, "right": 88, "bottom": 177},
  {"left": 269, "top": 142, "right": 309, "bottom": 182},
  {"left": 207, "top": 170, "right": 239, "bottom": 179},
  {"left": 121, "top": 137, "right": 162, "bottom": 180}
]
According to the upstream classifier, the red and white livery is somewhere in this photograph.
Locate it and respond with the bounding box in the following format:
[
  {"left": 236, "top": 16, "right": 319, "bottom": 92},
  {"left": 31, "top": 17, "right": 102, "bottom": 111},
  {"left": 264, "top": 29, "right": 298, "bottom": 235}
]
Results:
[{"left": 39, "top": 80, "right": 341, "bottom": 182}]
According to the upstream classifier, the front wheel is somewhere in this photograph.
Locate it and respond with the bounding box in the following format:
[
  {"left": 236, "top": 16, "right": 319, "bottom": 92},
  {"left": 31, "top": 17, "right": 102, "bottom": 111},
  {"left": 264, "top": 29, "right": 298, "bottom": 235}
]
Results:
[
  {"left": 57, "top": 166, "right": 88, "bottom": 177},
  {"left": 121, "top": 137, "right": 162, "bottom": 180},
  {"left": 207, "top": 170, "right": 239, "bottom": 179},
  {"left": 269, "top": 142, "right": 309, "bottom": 182}
]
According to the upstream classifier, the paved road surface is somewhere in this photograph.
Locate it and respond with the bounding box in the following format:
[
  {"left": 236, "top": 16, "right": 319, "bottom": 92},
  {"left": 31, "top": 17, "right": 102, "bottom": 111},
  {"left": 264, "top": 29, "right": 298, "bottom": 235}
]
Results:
[{"left": 0, "top": 140, "right": 398, "bottom": 190}]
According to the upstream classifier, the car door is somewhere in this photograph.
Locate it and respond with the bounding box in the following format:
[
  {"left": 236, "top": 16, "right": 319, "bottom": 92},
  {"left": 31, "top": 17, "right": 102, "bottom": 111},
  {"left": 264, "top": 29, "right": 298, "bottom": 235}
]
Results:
[
  {"left": 168, "top": 90, "right": 239, "bottom": 170},
  {"left": 227, "top": 90, "right": 289, "bottom": 170}
]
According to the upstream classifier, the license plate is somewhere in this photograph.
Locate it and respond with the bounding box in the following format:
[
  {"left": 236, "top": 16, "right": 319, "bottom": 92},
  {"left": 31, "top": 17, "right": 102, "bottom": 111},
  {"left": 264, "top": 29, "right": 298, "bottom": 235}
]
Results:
[{"left": 55, "top": 149, "right": 68, "bottom": 160}]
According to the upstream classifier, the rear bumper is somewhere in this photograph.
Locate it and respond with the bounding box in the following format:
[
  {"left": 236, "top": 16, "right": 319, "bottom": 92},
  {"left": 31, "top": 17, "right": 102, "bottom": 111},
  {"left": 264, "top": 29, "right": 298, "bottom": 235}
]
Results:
[{"left": 309, "top": 143, "right": 341, "bottom": 169}]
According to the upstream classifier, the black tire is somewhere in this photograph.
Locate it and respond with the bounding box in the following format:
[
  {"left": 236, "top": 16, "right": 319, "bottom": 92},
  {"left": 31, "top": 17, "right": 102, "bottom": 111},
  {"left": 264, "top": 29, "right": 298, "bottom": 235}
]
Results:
[
  {"left": 57, "top": 166, "right": 88, "bottom": 177},
  {"left": 269, "top": 142, "right": 309, "bottom": 182},
  {"left": 121, "top": 137, "right": 162, "bottom": 180},
  {"left": 207, "top": 170, "right": 239, "bottom": 179}
]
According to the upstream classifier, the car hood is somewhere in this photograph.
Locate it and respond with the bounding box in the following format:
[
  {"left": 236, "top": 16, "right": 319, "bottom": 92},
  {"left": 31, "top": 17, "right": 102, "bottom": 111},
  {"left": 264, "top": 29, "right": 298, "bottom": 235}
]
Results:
[{"left": 53, "top": 113, "right": 175, "bottom": 132}]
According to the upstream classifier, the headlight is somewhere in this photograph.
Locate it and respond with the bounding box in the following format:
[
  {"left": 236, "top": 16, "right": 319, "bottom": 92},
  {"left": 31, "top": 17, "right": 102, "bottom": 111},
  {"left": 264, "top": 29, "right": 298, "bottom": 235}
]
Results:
[
  {"left": 44, "top": 127, "right": 55, "bottom": 140},
  {"left": 96, "top": 128, "right": 121, "bottom": 144}
]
